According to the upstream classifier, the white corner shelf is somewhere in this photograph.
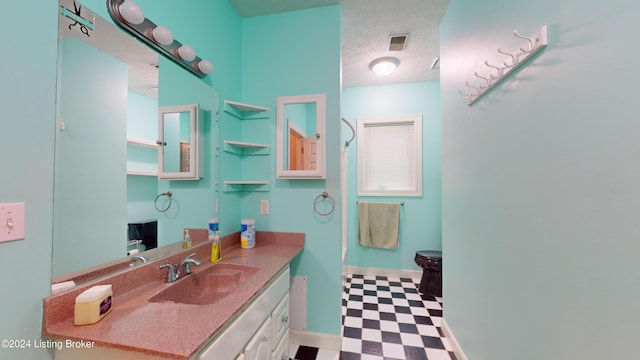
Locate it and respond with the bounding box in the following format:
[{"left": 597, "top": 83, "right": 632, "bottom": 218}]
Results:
[
  {"left": 223, "top": 181, "right": 270, "bottom": 192},
  {"left": 126, "top": 170, "right": 158, "bottom": 177},
  {"left": 223, "top": 140, "right": 270, "bottom": 156},
  {"left": 127, "top": 136, "right": 158, "bottom": 148},
  {"left": 223, "top": 100, "right": 270, "bottom": 120}
]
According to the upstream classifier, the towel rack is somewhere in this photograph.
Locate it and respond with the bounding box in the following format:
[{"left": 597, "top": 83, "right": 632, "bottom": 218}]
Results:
[
  {"left": 356, "top": 200, "right": 404, "bottom": 206},
  {"left": 314, "top": 191, "right": 335, "bottom": 216}
]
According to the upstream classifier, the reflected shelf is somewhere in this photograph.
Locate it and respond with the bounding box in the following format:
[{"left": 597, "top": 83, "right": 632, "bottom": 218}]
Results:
[
  {"left": 126, "top": 170, "right": 158, "bottom": 177},
  {"left": 127, "top": 137, "right": 158, "bottom": 148}
]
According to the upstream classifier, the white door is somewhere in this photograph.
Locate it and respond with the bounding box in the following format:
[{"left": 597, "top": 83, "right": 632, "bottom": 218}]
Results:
[{"left": 302, "top": 136, "right": 317, "bottom": 170}]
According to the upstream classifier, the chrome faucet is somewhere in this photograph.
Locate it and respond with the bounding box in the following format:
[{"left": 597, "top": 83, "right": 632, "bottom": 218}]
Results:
[
  {"left": 158, "top": 253, "right": 201, "bottom": 283},
  {"left": 129, "top": 255, "right": 150, "bottom": 267},
  {"left": 177, "top": 253, "right": 202, "bottom": 276},
  {"left": 158, "top": 263, "right": 178, "bottom": 282}
]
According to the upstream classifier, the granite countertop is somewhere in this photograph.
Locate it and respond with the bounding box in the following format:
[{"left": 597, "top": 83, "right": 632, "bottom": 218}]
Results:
[{"left": 42, "top": 232, "right": 304, "bottom": 359}]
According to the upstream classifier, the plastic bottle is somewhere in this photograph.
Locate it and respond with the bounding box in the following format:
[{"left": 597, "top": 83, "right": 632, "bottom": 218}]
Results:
[
  {"left": 240, "top": 219, "right": 256, "bottom": 249},
  {"left": 209, "top": 219, "right": 221, "bottom": 262},
  {"left": 183, "top": 229, "right": 192, "bottom": 249}
]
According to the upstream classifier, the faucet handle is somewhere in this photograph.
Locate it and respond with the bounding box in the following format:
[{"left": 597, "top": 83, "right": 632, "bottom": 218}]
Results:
[
  {"left": 158, "top": 263, "right": 177, "bottom": 282},
  {"left": 180, "top": 253, "right": 202, "bottom": 275}
]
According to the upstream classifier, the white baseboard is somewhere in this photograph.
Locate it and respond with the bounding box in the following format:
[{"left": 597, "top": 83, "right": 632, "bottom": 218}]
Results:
[
  {"left": 289, "top": 329, "right": 342, "bottom": 351},
  {"left": 344, "top": 265, "right": 422, "bottom": 280},
  {"left": 441, "top": 319, "right": 468, "bottom": 360}
]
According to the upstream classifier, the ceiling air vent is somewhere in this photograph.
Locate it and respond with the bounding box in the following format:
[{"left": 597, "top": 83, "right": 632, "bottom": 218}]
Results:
[{"left": 388, "top": 34, "right": 409, "bottom": 51}]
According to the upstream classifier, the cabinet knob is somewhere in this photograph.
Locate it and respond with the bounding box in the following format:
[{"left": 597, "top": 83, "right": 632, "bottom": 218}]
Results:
[
  {"left": 281, "top": 315, "right": 289, "bottom": 324},
  {"left": 156, "top": 140, "right": 166, "bottom": 146}
]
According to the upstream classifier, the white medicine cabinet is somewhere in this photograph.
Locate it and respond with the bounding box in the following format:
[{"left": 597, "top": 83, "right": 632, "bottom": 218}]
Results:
[
  {"left": 276, "top": 94, "right": 326, "bottom": 179},
  {"left": 157, "top": 104, "right": 203, "bottom": 180}
]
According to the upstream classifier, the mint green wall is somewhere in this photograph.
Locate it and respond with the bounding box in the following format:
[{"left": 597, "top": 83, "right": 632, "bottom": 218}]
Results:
[
  {"left": 342, "top": 83, "right": 442, "bottom": 270},
  {"left": 53, "top": 37, "right": 128, "bottom": 276},
  {"left": 0, "top": 0, "right": 57, "bottom": 358},
  {"left": 237, "top": 6, "right": 342, "bottom": 335},
  {"left": 127, "top": 91, "right": 157, "bottom": 140},
  {"left": 157, "top": 58, "right": 220, "bottom": 247},
  {"left": 79, "top": 0, "right": 242, "bottom": 246},
  {"left": 441, "top": 1, "right": 640, "bottom": 359},
  {"left": 126, "top": 91, "right": 158, "bottom": 223}
]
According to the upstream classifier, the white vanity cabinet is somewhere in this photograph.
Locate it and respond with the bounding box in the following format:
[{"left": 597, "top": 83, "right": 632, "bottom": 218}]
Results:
[{"left": 197, "top": 266, "right": 290, "bottom": 360}]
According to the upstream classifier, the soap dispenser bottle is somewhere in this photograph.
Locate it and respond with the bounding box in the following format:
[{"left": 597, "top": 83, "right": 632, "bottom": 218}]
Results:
[
  {"left": 209, "top": 219, "right": 221, "bottom": 262},
  {"left": 183, "top": 229, "right": 192, "bottom": 249}
]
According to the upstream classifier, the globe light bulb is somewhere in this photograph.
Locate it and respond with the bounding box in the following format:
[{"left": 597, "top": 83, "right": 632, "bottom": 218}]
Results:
[
  {"left": 198, "top": 60, "right": 214, "bottom": 74},
  {"left": 119, "top": 0, "right": 144, "bottom": 25},
  {"left": 178, "top": 45, "right": 196, "bottom": 61},
  {"left": 152, "top": 26, "right": 174, "bottom": 46}
]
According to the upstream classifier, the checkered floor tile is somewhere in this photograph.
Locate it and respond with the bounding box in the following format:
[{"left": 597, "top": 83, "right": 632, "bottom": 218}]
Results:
[{"left": 290, "top": 273, "right": 456, "bottom": 360}]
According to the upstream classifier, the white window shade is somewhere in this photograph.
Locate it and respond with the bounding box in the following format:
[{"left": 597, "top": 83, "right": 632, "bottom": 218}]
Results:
[{"left": 357, "top": 114, "right": 422, "bottom": 196}]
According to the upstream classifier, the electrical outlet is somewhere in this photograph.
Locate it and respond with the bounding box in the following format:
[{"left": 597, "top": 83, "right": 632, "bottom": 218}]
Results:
[{"left": 260, "top": 200, "right": 269, "bottom": 215}]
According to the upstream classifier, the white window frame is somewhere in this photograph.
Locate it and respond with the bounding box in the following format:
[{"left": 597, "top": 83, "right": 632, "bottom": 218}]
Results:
[{"left": 357, "top": 114, "right": 422, "bottom": 197}]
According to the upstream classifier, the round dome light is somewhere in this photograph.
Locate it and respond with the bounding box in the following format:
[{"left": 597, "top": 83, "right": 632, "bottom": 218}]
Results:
[
  {"left": 370, "top": 57, "right": 400, "bottom": 77},
  {"left": 118, "top": 1, "right": 145, "bottom": 25},
  {"left": 152, "top": 26, "right": 174, "bottom": 46},
  {"left": 197, "top": 60, "right": 214, "bottom": 75},
  {"left": 178, "top": 45, "right": 196, "bottom": 61}
]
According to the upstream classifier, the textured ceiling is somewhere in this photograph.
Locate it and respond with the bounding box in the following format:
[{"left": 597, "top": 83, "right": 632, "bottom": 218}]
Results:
[{"left": 230, "top": 0, "right": 450, "bottom": 88}]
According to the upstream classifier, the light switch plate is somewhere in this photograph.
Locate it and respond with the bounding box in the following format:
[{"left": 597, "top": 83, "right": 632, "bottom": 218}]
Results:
[
  {"left": 260, "top": 199, "right": 269, "bottom": 215},
  {"left": 0, "top": 202, "right": 25, "bottom": 243}
]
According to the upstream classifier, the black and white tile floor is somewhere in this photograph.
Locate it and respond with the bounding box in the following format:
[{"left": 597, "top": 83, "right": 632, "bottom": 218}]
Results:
[{"left": 289, "top": 273, "right": 456, "bottom": 360}]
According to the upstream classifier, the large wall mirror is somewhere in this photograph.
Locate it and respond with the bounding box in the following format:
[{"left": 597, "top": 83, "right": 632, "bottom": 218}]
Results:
[
  {"left": 276, "top": 94, "right": 326, "bottom": 179},
  {"left": 54, "top": 0, "right": 219, "bottom": 287}
]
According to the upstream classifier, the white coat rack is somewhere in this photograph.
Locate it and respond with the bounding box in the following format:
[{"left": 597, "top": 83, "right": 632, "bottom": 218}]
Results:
[{"left": 459, "top": 25, "right": 548, "bottom": 105}]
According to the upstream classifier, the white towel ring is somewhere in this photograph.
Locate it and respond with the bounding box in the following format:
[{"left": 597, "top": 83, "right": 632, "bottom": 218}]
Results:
[
  {"left": 313, "top": 191, "right": 335, "bottom": 216},
  {"left": 154, "top": 191, "right": 173, "bottom": 212}
]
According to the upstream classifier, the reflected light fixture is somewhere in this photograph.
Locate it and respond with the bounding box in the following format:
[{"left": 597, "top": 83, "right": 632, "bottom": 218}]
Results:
[
  {"left": 370, "top": 57, "right": 399, "bottom": 77},
  {"left": 107, "top": 0, "right": 214, "bottom": 77}
]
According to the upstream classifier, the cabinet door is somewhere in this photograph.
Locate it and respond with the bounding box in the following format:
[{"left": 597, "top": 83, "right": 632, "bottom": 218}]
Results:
[
  {"left": 157, "top": 104, "right": 202, "bottom": 180},
  {"left": 271, "top": 329, "right": 289, "bottom": 360},
  {"left": 271, "top": 294, "right": 289, "bottom": 349},
  {"left": 244, "top": 318, "right": 272, "bottom": 360}
]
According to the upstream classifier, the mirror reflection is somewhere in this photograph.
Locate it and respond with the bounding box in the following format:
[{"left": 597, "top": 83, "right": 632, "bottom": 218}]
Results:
[
  {"left": 54, "top": 0, "right": 219, "bottom": 286},
  {"left": 283, "top": 102, "right": 317, "bottom": 171},
  {"left": 162, "top": 110, "right": 191, "bottom": 173},
  {"left": 276, "top": 94, "right": 326, "bottom": 179}
]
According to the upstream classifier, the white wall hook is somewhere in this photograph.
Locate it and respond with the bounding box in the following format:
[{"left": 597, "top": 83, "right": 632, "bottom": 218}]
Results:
[
  {"left": 459, "top": 25, "right": 548, "bottom": 106},
  {"left": 474, "top": 72, "right": 491, "bottom": 87},
  {"left": 484, "top": 61, "right": 504, "bottom": 79},
  {"left": 513, "top": 30, "right": 535, "bottom": 52},
  {"left": 497, "top": 48, "right": 517, "bottom": 67}
]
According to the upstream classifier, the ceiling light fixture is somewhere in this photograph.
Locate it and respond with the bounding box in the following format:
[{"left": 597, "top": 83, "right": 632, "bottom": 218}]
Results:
[
  {"left": 107, "top": 0, "right": 214, "bottom": 77},
  {"left": 370, "top": 57, "right": 399, "bottom": 77}
]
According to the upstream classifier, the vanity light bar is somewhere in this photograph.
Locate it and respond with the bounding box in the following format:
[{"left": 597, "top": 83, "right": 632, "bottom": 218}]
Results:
[{"left": 106, "top": 0, "right": 213, "bottom": 78}]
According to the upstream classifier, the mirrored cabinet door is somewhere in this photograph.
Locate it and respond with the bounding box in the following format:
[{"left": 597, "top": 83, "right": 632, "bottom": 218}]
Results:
[
  {"left": 276, "top": 94, "right": 326, "bottom": 179},
  {"left": 157, "top": 104, "right": 203, "bottom": 180}
]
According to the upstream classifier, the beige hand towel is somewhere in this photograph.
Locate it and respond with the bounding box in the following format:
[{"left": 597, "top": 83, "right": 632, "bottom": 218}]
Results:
[{"left": 358, "top": 201, "right": 401, "bottom": 249}]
